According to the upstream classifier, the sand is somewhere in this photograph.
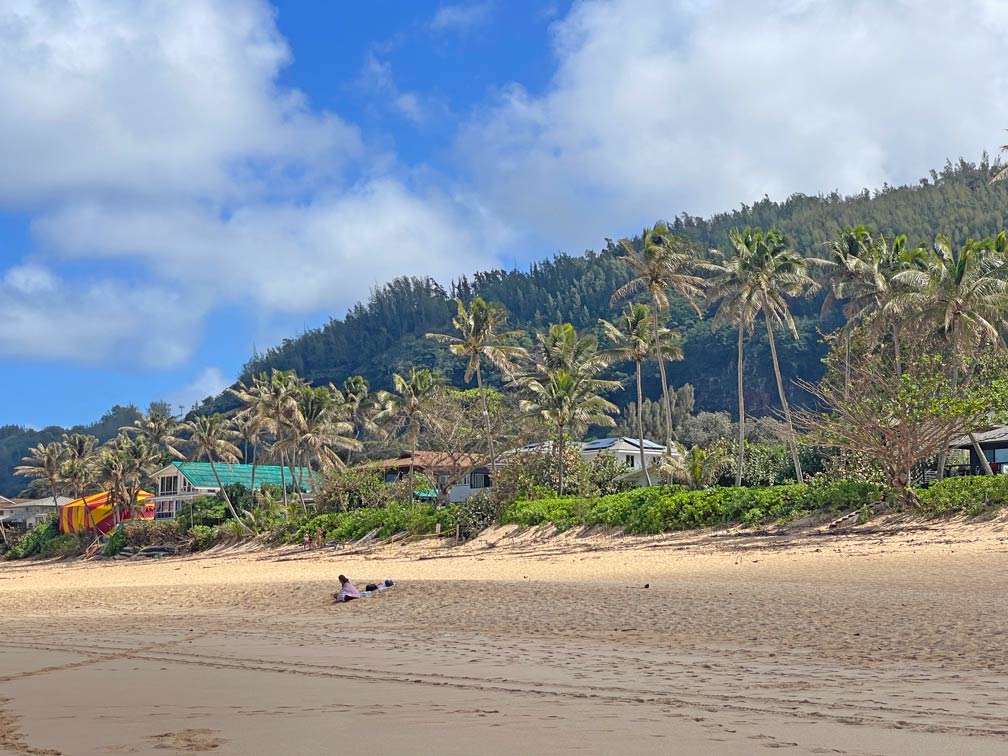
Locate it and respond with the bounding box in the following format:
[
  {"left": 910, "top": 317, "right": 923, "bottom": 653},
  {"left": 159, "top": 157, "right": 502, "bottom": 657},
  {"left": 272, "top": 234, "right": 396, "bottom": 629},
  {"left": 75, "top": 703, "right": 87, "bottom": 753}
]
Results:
[{"left": 2, "top": 514, "right": 1008, "bottom": 755}]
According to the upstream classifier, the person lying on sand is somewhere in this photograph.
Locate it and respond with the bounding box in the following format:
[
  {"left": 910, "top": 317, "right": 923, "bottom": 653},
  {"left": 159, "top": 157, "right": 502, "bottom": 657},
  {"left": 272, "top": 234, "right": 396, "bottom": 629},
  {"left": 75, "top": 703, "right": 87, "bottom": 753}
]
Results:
[{"left": 333, "top": 575, "right": 361, "bottom": 603}]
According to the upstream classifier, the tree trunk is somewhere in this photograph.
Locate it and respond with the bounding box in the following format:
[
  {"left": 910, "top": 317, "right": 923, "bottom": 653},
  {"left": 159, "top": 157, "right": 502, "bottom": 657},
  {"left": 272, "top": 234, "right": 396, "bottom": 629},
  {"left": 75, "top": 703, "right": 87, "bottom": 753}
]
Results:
[
  {"left": 735, "top": 322, "right": 745, "bottom": 487},
  {"left": 210, "top": 459, "right": 252, "bottom": 533},
  {"left": 557, "top": 424, "right": 565, "bottom": 496},
  {"left": 763, "top": 305, "right": 803, "bottom": 483},
  {"left": 249, "top": 441, "right": 258, "bottom": 501},
  {"left": 409, "top": 422, "right": 417, "bottom": 506},
  {"left": 635, "top": 360, "right": 651, "bottom": 485},
  {"left": 970, "top": 433, "right": 994, "bottom": 475},
  {"left": 892, "top": 322, "right": 902, "bottom": 378},
  {"left": 844, "top": 327, "right": 851, "bottom": 401},
  {"left": 475, "top": 361, "right": 496, "bottom": 473},
  {"left": 279, "top": 453, "right": 289, "bottom": 511},
  {"left": 652, "top": 302, "right": 675, "bottom": 451}
]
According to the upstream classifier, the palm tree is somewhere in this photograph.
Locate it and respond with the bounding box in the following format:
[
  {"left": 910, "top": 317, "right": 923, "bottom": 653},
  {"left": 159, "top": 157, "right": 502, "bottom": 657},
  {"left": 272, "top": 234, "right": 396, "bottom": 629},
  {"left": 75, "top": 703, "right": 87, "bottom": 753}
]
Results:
[
  {"left": 707, "top": 227, "right": 813, "bottom": 484},
  {"left": 612, "top": 222, "right": 705, "bottom": 451},
  {"left": 426, "top": 297, "right": 527, "bottom": 471},
  {"left": 599, "top": 304, "right": 682, "bottom": 484},
  {"left": 99, "top": 433, "right": 162, "bottom": 523},
  {"left": 519, "top": 367, "right": 620, "bottom": 495},
  {"left": 375, "top": 367, "right": 440, "bottom": 500},
  {"left": 15, "top": 442, "right": 66, "bottom": 508},
  {"left": 660, "top": 444, "right": 730, "bottom": 490},
  {"left": 94, "top": 445, "right": 127, "bottom": 528},
  {"left": 286, "top": 384, "right": 362, "bottom": 488},
  {"left": 342, "top": 375, "right": 379, "bottom": 444},
  {"left": 59, "top": 433, "right": 99, "bottom": 500},
  {"left": 232, "top": 413, "right": 264, "bottom": 494},
  {"left": 898, "top": 234, "right": 1008, "bottom": 476},
  {"left": 180, "top": 414, "right": 252, "bottom": 533},
  {"left": 231, "top": 370, "right": 301, "bottom": 509},
  {"left": 124, "top": 406, "right": 185, "bottom": 461}
]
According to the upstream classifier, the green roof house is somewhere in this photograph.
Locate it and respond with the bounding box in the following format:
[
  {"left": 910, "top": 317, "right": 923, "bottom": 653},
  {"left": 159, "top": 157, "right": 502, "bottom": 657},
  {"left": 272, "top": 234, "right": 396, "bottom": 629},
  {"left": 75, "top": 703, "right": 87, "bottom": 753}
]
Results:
[{"left": 150, "top": 461, "right": 316, "bottom": 519}]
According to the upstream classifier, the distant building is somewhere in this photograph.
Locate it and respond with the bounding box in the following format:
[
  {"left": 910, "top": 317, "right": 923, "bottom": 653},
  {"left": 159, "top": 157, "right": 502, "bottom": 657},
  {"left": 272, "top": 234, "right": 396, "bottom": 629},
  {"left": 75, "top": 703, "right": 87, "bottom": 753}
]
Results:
[
  {"left": 357, "top": 451, "right": 490, "bottom": 503},
  {"left": 150, "top": 462, "right": 316, "bottom": 519},
  {"left": 0, "top": 496, "right": 73, "bottom": 531},
  {"left": 496, "top": 436, "right": 672, "bottom": 487}
]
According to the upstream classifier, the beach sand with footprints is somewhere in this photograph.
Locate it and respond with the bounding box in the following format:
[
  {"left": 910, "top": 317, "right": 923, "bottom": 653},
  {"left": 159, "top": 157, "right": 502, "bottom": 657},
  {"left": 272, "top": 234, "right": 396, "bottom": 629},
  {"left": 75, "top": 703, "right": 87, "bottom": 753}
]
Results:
[{"left": 2, "top": 516, "right": 1008, "bottom": 755}]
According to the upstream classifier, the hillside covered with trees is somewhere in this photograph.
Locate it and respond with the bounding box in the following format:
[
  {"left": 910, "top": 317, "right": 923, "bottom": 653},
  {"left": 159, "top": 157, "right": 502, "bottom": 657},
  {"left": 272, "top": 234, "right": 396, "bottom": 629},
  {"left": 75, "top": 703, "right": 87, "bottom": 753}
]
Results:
[{"left": 2, "top": 157, "right": 1006, "bottom": 498}]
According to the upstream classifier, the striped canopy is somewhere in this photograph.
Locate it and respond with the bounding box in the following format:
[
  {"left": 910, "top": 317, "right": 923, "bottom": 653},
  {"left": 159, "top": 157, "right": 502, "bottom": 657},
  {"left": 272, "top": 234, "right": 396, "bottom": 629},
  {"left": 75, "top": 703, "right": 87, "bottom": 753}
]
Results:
[{"left": 59, "top": 490, "right": 154, "bottom": 534}]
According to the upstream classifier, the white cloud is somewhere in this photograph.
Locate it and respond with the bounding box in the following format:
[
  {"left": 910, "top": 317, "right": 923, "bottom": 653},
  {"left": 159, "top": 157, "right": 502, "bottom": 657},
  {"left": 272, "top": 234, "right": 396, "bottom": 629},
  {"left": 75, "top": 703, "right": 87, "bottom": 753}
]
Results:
[
  {"left": 169, "top": 367, "right": 231, "bottom": 411},
  {"left": 359, "top": 52, "right": 432, "bottom": 125},
  {"left": 430, "top": 2, "right": 494, "bottom": 33},
  {"left": 0, "top": 0, "right": 361, "bottom": 205},
  {"left": 32, "top": 179, "right": 494, "bottom": 314},
  {"left": 458, "top": 0, "right": 1008, "bottom": 252},
  {"left": 0, "top": 0, "right": 499, "bottom": 368},
  {"left": 0, "top": 266, "right": 206, "bottom": 369}
]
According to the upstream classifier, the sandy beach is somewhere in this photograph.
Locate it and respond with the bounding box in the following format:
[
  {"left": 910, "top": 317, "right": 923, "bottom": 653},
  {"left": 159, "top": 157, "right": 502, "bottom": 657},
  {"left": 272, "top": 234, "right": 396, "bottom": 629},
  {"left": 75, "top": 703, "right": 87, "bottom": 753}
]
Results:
[{"left": 2, "top": 516, "right": 1008, "bottom": 755}]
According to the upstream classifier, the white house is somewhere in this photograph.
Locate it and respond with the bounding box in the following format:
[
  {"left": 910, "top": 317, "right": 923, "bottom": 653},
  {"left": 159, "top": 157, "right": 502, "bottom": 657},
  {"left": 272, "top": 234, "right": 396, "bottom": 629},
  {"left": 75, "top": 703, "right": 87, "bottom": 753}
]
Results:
[
  {"left": 150, "top": 462, "right": 316, "bottom": 519},
  {"left": 0, "top": 496, "right": 72, "bottom": 531},
  {"left": 579, "top": 437, "right": 669, "bottom": 470}
]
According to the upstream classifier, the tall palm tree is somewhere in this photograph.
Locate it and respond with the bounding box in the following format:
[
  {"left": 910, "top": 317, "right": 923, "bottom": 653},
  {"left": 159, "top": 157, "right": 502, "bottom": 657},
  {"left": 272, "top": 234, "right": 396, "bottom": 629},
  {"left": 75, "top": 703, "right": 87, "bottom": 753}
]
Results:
[
  {"left": 285, "top": 384, "right": 362, "bottom": 492},
  {"left": 375, "top": 367, "right": 440, "bottom": 500},
  {"left": 707, "top": 227, "right": 813, "bottom": 484},
  {"left": 232, "top": 413, "right": 264, "bottom": 494},
  {"left": 123, "top": 407, "right": 184, "bottom": 460},
  {"left": 180, "top": 414, "right": 252, "bottom": 533},
  {"left": 612, "top": 222, "right": 705, "bottom": 452},
  {"left": 59, "top": 433, "right": 99, "bottom": 500},
  {"left": 101, "top": 433, "right": 162, "bottom": 523},
  {"left": 342, "top": 375, "right": 379, "bottom": 444},
  {"left": 15, "top": 442, "right": 66, "bottom": 508},
  {"left": 231, "top": 370, "right": 301, "bottom": 508},
  {"left": 599, "top": 304, "right": 682, "bottom": 484},
  {"left": 898, "top": 234, "right": 1008, "bottom": 476},
  {"left": 426, "top": 297, "right": 527, "bottom": 471},
  {"left": 519, "top": 367, "right": 620, "bottom": 495},
  {"left": 94, "top": 445, "right": 127, "bottom": 529}
]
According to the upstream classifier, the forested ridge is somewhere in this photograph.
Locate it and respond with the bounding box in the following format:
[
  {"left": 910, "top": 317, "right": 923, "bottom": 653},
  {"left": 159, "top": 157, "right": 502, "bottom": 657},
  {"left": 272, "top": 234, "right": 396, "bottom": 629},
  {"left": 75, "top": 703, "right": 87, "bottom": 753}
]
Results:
[{"left": 2, "top": 157, "right": 1006, "bottom": 496}]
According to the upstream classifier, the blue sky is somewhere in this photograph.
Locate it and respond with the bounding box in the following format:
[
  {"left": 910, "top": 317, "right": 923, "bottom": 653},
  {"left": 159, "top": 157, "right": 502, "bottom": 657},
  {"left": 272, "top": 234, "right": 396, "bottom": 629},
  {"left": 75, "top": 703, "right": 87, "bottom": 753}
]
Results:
[{"left": 1, "top": 0, "right": 1007, "bottom": 429}]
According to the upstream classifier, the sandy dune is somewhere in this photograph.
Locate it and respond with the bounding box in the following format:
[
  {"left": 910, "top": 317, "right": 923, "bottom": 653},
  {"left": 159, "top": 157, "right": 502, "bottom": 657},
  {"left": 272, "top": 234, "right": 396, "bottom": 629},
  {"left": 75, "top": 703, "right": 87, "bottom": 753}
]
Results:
[{"left": 2, "top": 515, "right": 1008, "bottom": 755}]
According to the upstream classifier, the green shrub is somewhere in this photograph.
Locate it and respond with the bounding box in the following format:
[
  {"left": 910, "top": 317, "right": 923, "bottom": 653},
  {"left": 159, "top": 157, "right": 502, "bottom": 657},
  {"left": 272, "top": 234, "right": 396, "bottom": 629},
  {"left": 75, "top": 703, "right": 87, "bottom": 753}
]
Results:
[
  {"left": 40, "top": 533, "right": 84, "bottom": 558},
  {"left": 103, "top": 527, "right": 127, "bottom": 557},
  {"left": 286, "top": 503, "right": 458, "bottom": 545},
  {"left": 502, "top": 480, "right": 884, "bottom": 535},
  {"left": 916, "top": 476, "right": 1008, "bottom": 517},
  {"left": 454, "top": 491, "right": 503, "bottom": 539},
  {"left": 174, "top": 496, "right": 229, "bottom": 530},
  {"left": 5, "top": 515, "right": 59, "bottom": 559},
  {"left": 188, "top": 525, "right": 218, "bottom": 551}
]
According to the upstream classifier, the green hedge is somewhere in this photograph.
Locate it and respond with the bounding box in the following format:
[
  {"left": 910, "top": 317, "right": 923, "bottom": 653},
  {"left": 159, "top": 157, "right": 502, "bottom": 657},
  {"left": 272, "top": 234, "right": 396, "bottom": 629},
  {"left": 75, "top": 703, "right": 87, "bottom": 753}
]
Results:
[
  {"left": 916, "top": 475, "right": 1008, "bottom": 517},
  {"left": 501, "top": 481, "right": 885, "bottom": 534},
  {"left": 282, "top": 503, "right": 459, "bottom": 545},
  {"left": 4, "top": 515, "right": 59, "bottom": 559}
]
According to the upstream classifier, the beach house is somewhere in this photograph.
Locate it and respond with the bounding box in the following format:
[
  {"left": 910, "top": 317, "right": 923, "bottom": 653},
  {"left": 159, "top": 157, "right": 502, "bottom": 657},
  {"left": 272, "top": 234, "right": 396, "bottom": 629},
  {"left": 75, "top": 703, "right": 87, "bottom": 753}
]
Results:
[
  {"left": 0, "top": 496, "right": 72, "bottom": 532},
  {"left": 150, "top": 462, "right": 316, "bottom": 519},
  {"left": 948, "top": 425, "right": 1008, "bottom": 475},
  {"left": 496, "top": 437, "right": 672, "bottom": 487},
  {"left": 357, "top": 451, "right": 490, "bottom": 503}
]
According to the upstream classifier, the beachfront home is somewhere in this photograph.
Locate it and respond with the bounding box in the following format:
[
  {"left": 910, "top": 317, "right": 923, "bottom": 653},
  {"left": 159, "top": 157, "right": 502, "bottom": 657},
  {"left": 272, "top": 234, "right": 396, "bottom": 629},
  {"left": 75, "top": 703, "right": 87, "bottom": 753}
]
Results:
[
  {"left": 497, "top": 436, "right": 672, "bottom": 487},
  {"left": 357, "top": 451, "right": 490, "bottom": 503},
  {"left": 949, "top": 425, "right": 1008, "bottom": 475},
  {"left": 580, "top": 437, "right": 669, "bottom": 470},
  {"left": 0, "top": 496, "right": 73, "bottom": 532},
  {"left": 150, "top": 462, "right": 316, "bottom": 519}
]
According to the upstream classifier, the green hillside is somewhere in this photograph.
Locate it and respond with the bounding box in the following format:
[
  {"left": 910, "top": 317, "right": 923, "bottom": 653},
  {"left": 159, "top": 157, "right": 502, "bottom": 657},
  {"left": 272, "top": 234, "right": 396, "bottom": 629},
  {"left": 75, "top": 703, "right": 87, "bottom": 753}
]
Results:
[{"left": 2, "top": 156, "right": 1006, "bottom": 496}]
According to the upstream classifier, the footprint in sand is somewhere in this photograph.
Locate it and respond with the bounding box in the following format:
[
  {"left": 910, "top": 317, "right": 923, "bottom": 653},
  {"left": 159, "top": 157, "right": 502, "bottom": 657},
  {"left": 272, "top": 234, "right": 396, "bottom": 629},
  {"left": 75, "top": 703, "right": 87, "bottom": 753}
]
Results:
[{"left": 146, "top": 729, "right": 226, "bottom": 752}]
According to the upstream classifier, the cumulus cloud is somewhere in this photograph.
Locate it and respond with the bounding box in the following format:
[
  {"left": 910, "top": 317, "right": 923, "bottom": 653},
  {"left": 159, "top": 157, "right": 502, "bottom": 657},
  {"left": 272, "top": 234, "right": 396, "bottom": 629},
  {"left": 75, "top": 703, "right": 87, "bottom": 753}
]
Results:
[
  {"left": 0, "top": 266, "right": 206, "bottom": 368},
  {"left": 457, "top": 0, "right": 1008, "bottom": 252},
  {"left": 0, "top": 0, "right": 498, "bottom": 368},
  {"left": 32, "top": 180, "right": 491, "bottom": 313}
]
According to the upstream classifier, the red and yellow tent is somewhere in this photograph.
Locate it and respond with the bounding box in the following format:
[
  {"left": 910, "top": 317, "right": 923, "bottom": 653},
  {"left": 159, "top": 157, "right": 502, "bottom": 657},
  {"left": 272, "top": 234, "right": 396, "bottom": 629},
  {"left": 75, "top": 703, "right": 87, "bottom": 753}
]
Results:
[{"left": 59, "top": 491, "right": 155, "bottom": 534}]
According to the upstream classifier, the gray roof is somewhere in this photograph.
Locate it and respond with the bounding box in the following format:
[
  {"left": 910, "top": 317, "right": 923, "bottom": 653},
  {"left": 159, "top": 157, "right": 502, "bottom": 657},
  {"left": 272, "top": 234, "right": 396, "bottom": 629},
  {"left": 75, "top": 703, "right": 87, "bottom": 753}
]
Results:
[
  {"left": 950, "top": 425, "right": 1008, "bottom": 448},
  {"left": 0, "top": 496, "right": 72, "bottom": 509},
  {"left": 582, "top": 437, "right": 665, "bottom": 452}
]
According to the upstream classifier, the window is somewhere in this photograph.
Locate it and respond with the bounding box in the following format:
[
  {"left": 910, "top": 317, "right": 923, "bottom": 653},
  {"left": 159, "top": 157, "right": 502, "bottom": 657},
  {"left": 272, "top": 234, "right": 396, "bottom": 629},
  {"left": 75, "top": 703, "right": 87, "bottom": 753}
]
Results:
[
  {"left": 625, "top": 455, "right": 636, "bottom": 468},
  {"left": 471, "top": 472, "right": 491, "bottom": 489},
  {"left": 983, "top": 448, "right": 1008, "bottom": 463},
  {"left": 159, "top": 475, "right": 178, "bottom": 496}
]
